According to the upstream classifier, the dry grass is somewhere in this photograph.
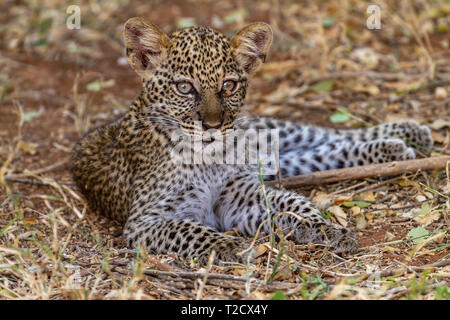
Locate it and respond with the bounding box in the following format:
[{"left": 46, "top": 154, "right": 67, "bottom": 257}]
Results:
[{"left": 0, "top": 0, "right": 449, "bottom": 300}]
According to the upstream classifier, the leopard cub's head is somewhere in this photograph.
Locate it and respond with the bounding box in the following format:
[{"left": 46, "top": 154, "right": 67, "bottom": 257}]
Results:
[{"left": 123, "top": 17, "right": 272, "bottom": 136}]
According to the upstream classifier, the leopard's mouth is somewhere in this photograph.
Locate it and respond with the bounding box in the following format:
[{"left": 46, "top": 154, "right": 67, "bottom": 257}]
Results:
[
  {"left": 202, "top": 136, "right": 216, "bottom": 145},
  {"left": 179, "top": 126, "right": 236, "bottom": 148}
]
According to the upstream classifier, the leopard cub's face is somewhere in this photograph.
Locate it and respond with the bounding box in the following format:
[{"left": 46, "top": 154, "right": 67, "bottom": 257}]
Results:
[{"left": 123, "top": 18, "right": 272, "bottom": 137}]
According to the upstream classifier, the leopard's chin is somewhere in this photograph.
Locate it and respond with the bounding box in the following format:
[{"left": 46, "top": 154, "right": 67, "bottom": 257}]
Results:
[{"left": 202, "top": 137, "right": 216, "bottom": 146}]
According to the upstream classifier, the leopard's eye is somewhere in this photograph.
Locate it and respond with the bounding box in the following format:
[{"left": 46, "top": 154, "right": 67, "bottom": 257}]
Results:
[
  {"left": 176, "top": 81, "right": 193, "bottom": 94},
  {"left": 222, "top": 80, "right": 237, "bottom": 93}
]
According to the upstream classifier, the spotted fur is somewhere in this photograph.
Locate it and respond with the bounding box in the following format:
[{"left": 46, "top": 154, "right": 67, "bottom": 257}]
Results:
[{"left": 71, "top": 18, "right": 433, "bottom": 264}]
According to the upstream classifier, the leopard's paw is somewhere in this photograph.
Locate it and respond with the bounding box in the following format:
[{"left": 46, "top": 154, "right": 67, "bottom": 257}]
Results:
[
  {"left": 390, "top": 121, "right": 434, "bottom": 151},
  {"left": 375, "top": 139, "right": 416, "bottom": 162},
  {"left": 322, "top": 224, "right": 359, "bottom": 254},
  {"left": 212, "top": 238, "right": 255, "bottom": 265}
]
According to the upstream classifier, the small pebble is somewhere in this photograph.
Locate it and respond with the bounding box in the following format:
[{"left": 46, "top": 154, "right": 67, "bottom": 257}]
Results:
[{"left": 434, "top": 87, "right": 448, "bottom": 100}]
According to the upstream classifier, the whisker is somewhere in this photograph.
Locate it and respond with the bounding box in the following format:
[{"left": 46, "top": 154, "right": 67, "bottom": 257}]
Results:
[
  {"left": 234, "top": 115, "right": 252, "bottom": 125},
  {"left": 128, "top": 116, "right": 180, "bottom": 129}
]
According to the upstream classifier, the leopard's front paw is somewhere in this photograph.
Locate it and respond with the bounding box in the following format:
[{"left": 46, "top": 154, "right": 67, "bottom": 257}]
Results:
[
  {"left": 322, "top": 224, "right": 359, "bottom": 254},
  {"left": 380, "top": 139, "right": 416, "bottom": 161},
  {"left": 391, "top": 121, "right": 434, "bottom": 151},
  {"left": 368, "top": 139, "right": 416, "bottom": 163},
  {"left": 212, "top": 238, "right": 255, "bottom": 265}
]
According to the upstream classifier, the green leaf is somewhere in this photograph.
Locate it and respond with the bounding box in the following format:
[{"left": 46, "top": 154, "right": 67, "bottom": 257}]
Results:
[
  {"left": 224, "top": 8, "right": 249, "bottom": 24},
  {"left": 407, "top": 226, "right": 430, "bottom": 243},
  {"left": 434, "top": 285, "right": 450, "bottom": 300},
  {"left": 330, "top": 108, "right": 351, "bottom": 123},
  {"left": 435, "top": 24, "right": 448, "bottom": 33},
  {"left": 271, "top": 290, "right": 287, "bottom": 300},
  {"left": 267, "top": 239, "right": 285, "bottom": 283},
  {"left": 413, "top": 202, "right": 432, "bottom": 217},
  {"left": 396, "top": 82, "right": 422, "bottom": 95},
  {"left": 322, "top": 17, "right": 334, "bottom": 28},
  {"left": 45, "top": 195, "right": 64, "bottom": 202},
  {"left": 321, "top": 210, "right": 332, "bottom": 220},
  {"left": 22, "top": 111, "right": 41, "bottom": 123},
  {"left": 310, "top": 80, "right": 334, "bottom": 94},
  {"left": 343, "top": 201, "right": 372, "bottom": 208},
  {"left": 39, "top": 17, "right": 53, "bottom": 35},
  {"left": 177, "top": 18, "right": 196, "bottom": 29},
  {"left": 86, "top": 79, "right": 115, "bottom": 92},
  {"left": 86, "top": 80, "right": 102, "bottom": 91}
]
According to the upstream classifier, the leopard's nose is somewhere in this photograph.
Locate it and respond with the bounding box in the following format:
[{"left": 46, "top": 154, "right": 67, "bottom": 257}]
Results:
[
  {"left": 199, "top": 110, "right": 225, "bottom": 131},
  {"left": 202, "top": 120, "right": 222, "bottom": 130}
]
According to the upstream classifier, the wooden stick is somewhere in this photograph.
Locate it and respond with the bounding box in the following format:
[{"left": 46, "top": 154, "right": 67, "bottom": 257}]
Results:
[
  {"left": 321, "top": 259, "right": 450, "bottom": 282},
  {"left": 267, "top": 156, "right": 450, "bottom": 189},
  {"left": 352, "top": 259, "right": 450, "bottom": 281},
  {"left": 143, "top": 269, "right": 298, "bottom": 290},
  {"left": 3, "top": 176, "right": 77, "bottom": 190}
]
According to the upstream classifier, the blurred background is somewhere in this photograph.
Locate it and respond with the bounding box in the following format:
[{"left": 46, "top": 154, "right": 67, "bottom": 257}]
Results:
[{"left": 1, "top": 0, "right": 449, "bottom": 178}]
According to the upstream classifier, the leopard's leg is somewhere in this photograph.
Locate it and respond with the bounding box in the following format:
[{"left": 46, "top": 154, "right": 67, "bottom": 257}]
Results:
[
  {"left": 236, "top": 116, "right": 433, "bottom": 153},
  {"left": 270, "top": 138, "right": 416, "bottom": 177},
  {"left": 235, "top": 115, "right": 342, "bottom": 153},
  {"left": 332, "top": 121, "right": 433, "bottom": 150},
  {"left": 123, "top": 207, "right": 251, "bottom": 265},
  {"left": 215, "top": 173, "right": 358, "bottom": 253}
]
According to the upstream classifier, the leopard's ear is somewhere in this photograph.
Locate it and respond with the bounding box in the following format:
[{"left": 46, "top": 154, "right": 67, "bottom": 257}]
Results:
[
  {"left": 231, "top": 22, "right": 273, "bottom": 74},
  {"left": 123, "top": 17, "right": 172, "bottom": 77}
]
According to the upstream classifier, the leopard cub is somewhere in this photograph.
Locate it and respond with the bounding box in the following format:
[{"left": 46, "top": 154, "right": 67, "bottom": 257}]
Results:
[{"left": 71, "top": 17, "right": 433, "bottom": 264}]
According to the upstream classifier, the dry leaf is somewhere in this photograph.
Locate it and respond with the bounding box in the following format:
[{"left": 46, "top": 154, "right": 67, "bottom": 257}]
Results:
[
  {"left": 259, "top": 60, "right": 302, "bottom": 73},
  {"left": 385, "top": 113, "right": 411, "bottom": 123},
  {"left": 334, "top": 195, "right": 353, "bottom": 204},
  {"left": 328, "top": 205, "right": 347, "bottom": 227},
  {"left": 381, "top": 246, "right": 400, "bottom": 252},
  {"left": 352, "top": 83, "right": 380, "bottom": 95},
  {"left": 434, "top": 87, "right": 448, "bottom": 100},
  {"left": 351, "top": 47, "right": 379, "bottom": 69},
  {"left": 442, "top": 131, "right": 450, "bottom": 151},
  {"left": 430, "top": 119, "right": 450, "bottom": 130},
  {"left": 397, "top": 179, "right": 421, "bottom": 189},
  {"left": 254, "top": 243, "right": 268, "bottom": 259},
  {"left": 23, "top": 218, "right": 38, "bottom": 224},
  {"left": 431, "top": 131, "right": 445, "bottom": 143},
  {"left": 261, "top": 105, "right": 284, "bottom": 116},
  {"left": 272, "top": 265, "right": 293, "bottom": 281},
  {"left": 366, "top": 210, "right": 374, "bottom": 224},
  {"left": 312, "top": 191, "right": 335, "bottom": 210},
  {"left": 264, "top": 82, "right": 304, "bottom": 103},
  {"left": 351, "top": 206, "right": 361, "bottom": 216},
  {"left": 19, "top": 141, "right": 38, "bottom": 155},
  {"left": 384, "top": 231, "right": 395, "bottom": 241},
  {"left": 415, "top": 195, "right": 427, "bottom": 202},
  {"left": 359, "top": 191, "right": 376, "bottom": 202},
  {"left": 231, "top": 267, "right": 248, "bottom": 276},
  {"left": 415, "top": 211, "right": 442, "bottom": 226},
  {"left": 409, "top": 232, "right": 446, "bottom": 258},
  {"left": 351, "top": 206, "right": 367, "bottom": 229}
]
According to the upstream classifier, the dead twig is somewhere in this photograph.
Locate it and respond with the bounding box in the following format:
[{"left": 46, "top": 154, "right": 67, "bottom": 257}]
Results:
[
  {"left": 3, "top": 176, "right": 77, "bottom": 190},
  {"left": 28, "top": 158, "right": 69, "bottom": 175},
  {"left": 143, "top": 269, "right": 298, "bottom": 291},
  {"left": 322, "top": 259, "right": 450, "bottom": 283},
  {"left": 353, "top": 259, "right": 450, "bottom": 282},
  {"left": 267, "top": 157, "right": 450, "bottom": 188},
  {"left": 350, "top": 175, "right": 408, "bottom": 195}
]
